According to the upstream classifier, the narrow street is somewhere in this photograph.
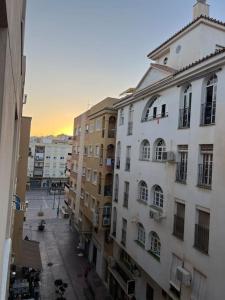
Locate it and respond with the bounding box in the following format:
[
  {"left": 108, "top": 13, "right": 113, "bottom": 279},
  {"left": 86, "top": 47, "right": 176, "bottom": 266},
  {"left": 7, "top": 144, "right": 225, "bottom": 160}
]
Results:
[{"left": 23, "top": 190, "right": 94, "bottom": 300}]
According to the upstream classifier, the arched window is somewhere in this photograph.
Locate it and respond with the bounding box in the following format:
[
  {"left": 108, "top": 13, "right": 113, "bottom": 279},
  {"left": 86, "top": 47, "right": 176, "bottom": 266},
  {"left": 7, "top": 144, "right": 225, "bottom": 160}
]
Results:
[
  {"left": 116, "top": 141, "right": 121, "bottom": 169},
  {"left": 152, "top": 185, "right": 164, "bottom": 208},
  {"left": 137, "top": 223, "right": 145, "bottom": 246},
  {"left": 112, "top": 207, "right": 117, "bottom": 237},
  {"left": 140, "top": 140, "right": 150, "bottom": 161},
  {"left": 149, "top": 232, "right": 161, "bottom": 259},
  {"left": 154, "top": 139, "right": 166, "bottom": 161},
  {"left": 179, "top": 84, "right": 192, "bottom": 128},
  {"left": 201, "top": 74, "right": 217, "bottom": 125},
  {"left": 138, "top": 181, "right": 148, "bottom": 202},
  {"left": 142, "top": 96, "right": 158, "bottom": 121}
]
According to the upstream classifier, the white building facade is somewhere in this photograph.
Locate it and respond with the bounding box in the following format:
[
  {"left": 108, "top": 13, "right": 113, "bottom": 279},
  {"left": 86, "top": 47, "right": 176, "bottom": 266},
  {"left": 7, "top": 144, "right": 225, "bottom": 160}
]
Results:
[
  {"left": 28, "top": 137, "right": 72, "bottom": 188},
  {"left": 110, "top": 2, "right": 225, "bottom": 300}
]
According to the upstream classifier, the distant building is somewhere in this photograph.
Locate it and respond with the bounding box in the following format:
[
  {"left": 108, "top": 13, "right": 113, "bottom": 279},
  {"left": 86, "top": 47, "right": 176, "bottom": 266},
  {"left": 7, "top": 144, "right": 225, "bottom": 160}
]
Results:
[
  {"left": 110, "top": 1, "right": 225, "bottom": 300},
  {"left": 28, "top": 136, "right": 72, "bottom": 189},
  {"left": 65, "top": 97, "right": 118, "bottom": 283}
]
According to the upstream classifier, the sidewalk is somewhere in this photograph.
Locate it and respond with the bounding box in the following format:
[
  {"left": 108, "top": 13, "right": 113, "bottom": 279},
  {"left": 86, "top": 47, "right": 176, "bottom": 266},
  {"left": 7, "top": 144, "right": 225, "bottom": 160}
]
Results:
[{"left": 24, "top": 218, "right": 111, "bottom": 300}]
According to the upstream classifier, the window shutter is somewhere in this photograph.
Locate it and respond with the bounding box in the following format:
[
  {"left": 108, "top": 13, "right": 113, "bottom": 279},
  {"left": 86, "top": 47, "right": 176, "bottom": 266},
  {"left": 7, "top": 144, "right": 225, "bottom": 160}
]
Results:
[{"left": 191, "top": 270, "right": 206, "bottom": 300}]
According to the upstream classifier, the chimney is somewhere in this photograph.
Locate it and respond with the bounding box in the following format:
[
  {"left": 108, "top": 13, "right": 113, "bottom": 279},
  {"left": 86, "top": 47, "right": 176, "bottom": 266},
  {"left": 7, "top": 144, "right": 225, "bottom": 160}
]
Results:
[{"left": 193, "top": 0, "right": 209, "bottom": 20}]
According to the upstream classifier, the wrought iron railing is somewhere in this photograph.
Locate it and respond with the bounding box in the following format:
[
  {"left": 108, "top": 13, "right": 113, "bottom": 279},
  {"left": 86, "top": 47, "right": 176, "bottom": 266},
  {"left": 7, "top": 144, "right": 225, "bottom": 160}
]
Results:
[
  {"left": 197, "top": 163, "right": 213, "bottom": 188},
  {"left": 178, "top": 107, "right": 191, "bottom": 128},
  {"left": 200, "top": 101, "right": 216, "bottom": 125},
  {"left": 176, "top": 162, "right": 187, "bottom": 183},
  {"left": 194, "top": 224, "right": 209, "bottom": 254}
]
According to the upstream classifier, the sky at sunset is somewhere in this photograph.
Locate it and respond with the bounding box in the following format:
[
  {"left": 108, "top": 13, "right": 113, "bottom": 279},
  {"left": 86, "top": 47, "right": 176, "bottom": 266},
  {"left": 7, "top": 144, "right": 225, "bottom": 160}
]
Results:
[{"left": 23, "top": 0, "right": 225, "bottom": 136}]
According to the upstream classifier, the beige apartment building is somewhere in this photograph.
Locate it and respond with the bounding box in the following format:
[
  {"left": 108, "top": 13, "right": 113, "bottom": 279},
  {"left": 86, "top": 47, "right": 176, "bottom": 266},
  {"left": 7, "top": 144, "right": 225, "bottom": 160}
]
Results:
[
  {"left": 0, "top": 1, "right": 29, "bottom": 298},
  {"left": 66, "top": 97, "right": 117, "bottom": 281}
]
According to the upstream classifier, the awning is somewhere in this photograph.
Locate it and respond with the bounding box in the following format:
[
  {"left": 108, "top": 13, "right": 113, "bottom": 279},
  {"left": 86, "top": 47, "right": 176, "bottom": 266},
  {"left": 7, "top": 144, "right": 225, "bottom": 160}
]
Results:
[{"left": 14, "top": 240, "right": 42, "bottom": 270}]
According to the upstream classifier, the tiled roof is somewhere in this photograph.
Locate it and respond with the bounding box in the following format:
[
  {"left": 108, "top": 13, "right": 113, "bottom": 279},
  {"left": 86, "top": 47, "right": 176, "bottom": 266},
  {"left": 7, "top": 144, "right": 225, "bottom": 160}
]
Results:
[
  {"left": 174, "top": 48, "right": 225, "bottom": 76},
  {"left": 147, "top": 15, "right": 225, "bottom": 58}
]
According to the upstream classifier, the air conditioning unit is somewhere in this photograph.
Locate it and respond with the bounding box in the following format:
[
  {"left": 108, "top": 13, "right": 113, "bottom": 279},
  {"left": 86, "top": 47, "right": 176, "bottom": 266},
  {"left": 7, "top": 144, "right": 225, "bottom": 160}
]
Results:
[
  {"left": 166, "top": 151, "right": 176, "bottom": 162},
  {"left": 103, "top": 216, "right": 111, "bottom": 226},
  {"left": 149, "top": 207, "right": 164, "bottom": 221},
  {"left": 176, "top": 266, "right": 192, "bottom": 287},
  {"left": 92, "top": 212, "right": 99, "bottom": 227}
]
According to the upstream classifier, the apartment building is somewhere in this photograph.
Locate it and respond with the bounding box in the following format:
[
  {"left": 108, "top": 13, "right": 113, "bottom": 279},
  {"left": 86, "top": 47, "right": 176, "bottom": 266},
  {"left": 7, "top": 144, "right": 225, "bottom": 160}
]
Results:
[
  {"left": 28, "top": 136, "right": 72, "bottom": 188},
  {"left": 66, "top": 97, "right": 118, "bottom": 281},
  {"left": 110, "top": 1, "right": 225, "bottom": 299},
  {"left": 0, "top": 0, "right": 28, "bottom": 298}
]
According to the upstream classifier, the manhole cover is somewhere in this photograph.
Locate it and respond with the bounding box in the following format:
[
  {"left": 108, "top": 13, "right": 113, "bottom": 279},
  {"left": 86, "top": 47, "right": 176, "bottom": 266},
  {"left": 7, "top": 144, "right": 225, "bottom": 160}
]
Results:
[{"left": 47, "top": 262, "right": 53, "bottom": 267}]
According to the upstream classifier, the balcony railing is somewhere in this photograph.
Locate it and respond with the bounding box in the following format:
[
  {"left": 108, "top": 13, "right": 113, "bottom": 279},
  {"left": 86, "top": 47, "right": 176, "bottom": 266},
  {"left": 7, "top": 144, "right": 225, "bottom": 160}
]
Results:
[
  {"left": 197, "top": 163, "right": 213, "bottom": 189},
  {"left": 127, "top": 122, "right": 133, "bottom": 136},
  {"left": 125, "top": 158, "right": 130, "bottom": 171},
  {"left": 200, "top": 101, "right": 216, "bottom": 126},
  {"left": 194, "top": 224, "right": 209, "bottom": 254},
  {"left": 108, "top": 129, "right": 116, "bottom": 138},
  {"left": 173, "top": 215, "right": 184, "bottom": 240},
  {"left": 104, "top": 185, "right": 112, "bottom": 197},
  {"left": 176, "top": 162, "right": 187, "bottom": 183},
  {"left": 123, "top": 192, "right": 128, "bottom": 208},
  {"left": 116, "top": 158, "right": 120, "bottom": 169},
  {"left": 121, "top": 229, "right": 127, "bottom": 246},
  {"left": 178, "top": 107, "right": 191, "bottom": 129}
]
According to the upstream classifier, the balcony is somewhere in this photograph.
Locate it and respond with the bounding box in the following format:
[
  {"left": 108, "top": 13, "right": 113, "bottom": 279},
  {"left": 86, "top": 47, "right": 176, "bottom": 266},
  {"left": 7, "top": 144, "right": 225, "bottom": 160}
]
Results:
[
  {"left": 125, "top": 158, "right": 130, "bottom": 171},
  {"left": 197, "top": 163, "right": 212, "bottom": 189},
  {"left": 123, "top": 192, "right": 128, "bottom": 208},
  {"left": 173, "top": 215, "right": 184, "bottom": 240},
  {"left": 104, "top": 185, "right": 112, "bottom": 197},
  {"left": 194, "top": 224, "right": 209, "bottom": 254},
  {"left": 127, "top": 122, "right": 133, "bottom": 136},
  {"left": 200, "top": 101, "right": 216, "bottom": 126},
  {"left": 178, "top": 107, "right": 191, "bottom": 129},
  {"left": 108, "top": 129, "right": 116, "bottom": 138},
  {"left": 176, "top": 162, "right": 187, "bottom": 183}
]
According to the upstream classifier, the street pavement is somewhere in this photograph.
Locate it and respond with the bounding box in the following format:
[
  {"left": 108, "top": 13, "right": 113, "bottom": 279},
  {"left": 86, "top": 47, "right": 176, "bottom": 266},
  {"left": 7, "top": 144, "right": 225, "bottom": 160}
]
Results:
[{"left": 24, "top": 190, "right": 95, "bottom": 300}]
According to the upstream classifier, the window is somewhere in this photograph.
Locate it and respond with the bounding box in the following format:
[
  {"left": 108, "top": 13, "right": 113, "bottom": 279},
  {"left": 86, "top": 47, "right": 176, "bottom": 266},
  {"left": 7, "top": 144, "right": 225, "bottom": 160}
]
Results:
[
  {"left": 137, "top": 223, "right": 145, "bottom": 246},
  {"left": 176, "top": 145, "right": 188, "bottom": 183},
  {"left": 201, "top": 74, "right": 217, "bottom": 125},
  {"left": 149, "top": 232, "right": 161, "bottom": 259},
  {"left": 87, "top": 169, "right": 91, "bottom": 181},
  {"left": 116, "top": 141, "right": 121, "bottom": 169},
  {"left": 92, "top": 171, "right": 97, "bottom": 185},
  {"left": 127, "top": 104, "right": 134, "bottom": 135},
  {"left": 84, "top": 193, "right": 89, "bottom": 207},
  {"left": 191, "top": 269, "right": 206, "bottom": 300},
  {"left": 140, "top": 139, "right": 150, "bottom": 161},
  {"left": 161, "top": 104, "right": 166, "bottom": 118},
  {"left": 95, "top": 145, "right": 100, "bottom": 157},
  {"left": 154, "top": 139, "right": 166, "bottom": 161},
  {"left": 194, "top": 210, "right": 210, "bottom": 254},
  {"left": 198, "top": 145, "right": 213, "bottom": 189},
  {"left": 123, "top": 182, "right": 129, "bottom": 208},
  {"left": 173, "top": 202, "right": 185, "bottom": 240},
  {"left": 125, "top": 146, "right": 131, "bottom": 171},
  {"left": 85, "top": 124, "right": 89, "bottom": 133},
  {"left": 88, "top": 145, "right": 93, "bottom": 156},
  {"left": 119, "top": 108, "right": 124, "bottom": 125},
  {"left": 84, "top": 146, "right": 88, "bottom": 155},
  {"left": 82, "top": 167, "right": 86, "bottom": 177},
  {"left": 95, "top": 119, "right": 101, "bottom": 131},
  {"left": 142, "top": 96, "right": 158, "bottom": 121},
  {"left": 112, "top": 207, "right": 117, "bottom": 237},
  {"left": 152, "top": 185, "right": 164, "bottom": 208},
  {"left": 121, "top": 218, "right": 127, "bottom": 246},
  {"left": 114, "top": 174, "right": 119, "bottom": 202},
  {"left": 170, "top": 254, "right": 182, "bottom": 293},
  {"left": 178, "top": 84, "right": 192, "bottom": 129},
  {"left": 138, "top": 181, "right": 148, "bottom": 203},
  {"left": 146, "top": 284, "right": 154, "bottom": 300},
  {"left": 163, "top": 57, "right": 168, "bottom": 65},
  {"left": 153, "top": 107, "right": 157, "bottom": 119}
]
